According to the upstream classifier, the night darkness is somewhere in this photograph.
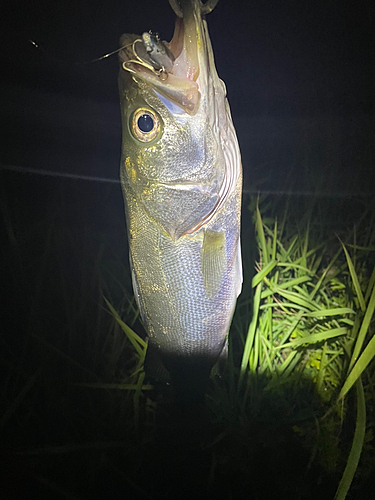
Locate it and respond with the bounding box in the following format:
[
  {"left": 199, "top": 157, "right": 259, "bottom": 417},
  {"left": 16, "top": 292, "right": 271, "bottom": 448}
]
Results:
[
  {"left": 1, "top": 1, "right": 375, "bottom": 499},
  {"left": 1, "top": 0, "right": 374, "bottom": 190}
]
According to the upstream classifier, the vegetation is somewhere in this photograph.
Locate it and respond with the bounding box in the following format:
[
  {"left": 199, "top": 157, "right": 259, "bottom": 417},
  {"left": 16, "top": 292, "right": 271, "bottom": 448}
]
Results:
[{"left": 1, "top": 173, "right": 374, "bottom": 499}]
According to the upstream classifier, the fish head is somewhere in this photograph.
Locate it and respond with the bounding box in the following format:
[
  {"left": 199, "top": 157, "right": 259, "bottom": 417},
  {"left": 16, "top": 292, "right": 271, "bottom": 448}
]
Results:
[{"left": 119, "top": 0, "right": 241, "bottom": 241}]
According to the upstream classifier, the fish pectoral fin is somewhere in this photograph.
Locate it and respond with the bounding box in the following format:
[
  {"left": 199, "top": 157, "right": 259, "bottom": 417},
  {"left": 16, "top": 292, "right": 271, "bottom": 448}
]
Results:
[{"left": 201, "top": 229, "right": 226, "bottom": 299}]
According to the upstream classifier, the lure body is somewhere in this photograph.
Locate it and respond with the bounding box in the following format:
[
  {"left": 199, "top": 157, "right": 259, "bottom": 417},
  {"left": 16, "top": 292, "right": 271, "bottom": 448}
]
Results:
[{"left": 118, "top": 0, "right": 242, "bottom": 394}]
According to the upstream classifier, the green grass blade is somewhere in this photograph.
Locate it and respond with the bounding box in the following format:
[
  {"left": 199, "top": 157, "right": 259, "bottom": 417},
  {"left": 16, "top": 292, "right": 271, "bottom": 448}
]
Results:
[
  {"left": 277, "top": 311, "right": 304, "bottom": 347},
  {"left": 239, "top": 282, "right": 262, "bottom": 387},
  {"left": 104, "top": 297, "right": 146, "bottom": 357},
  {"left": 348, "top": 273, "right": 375, "bottom": 373},
  {"left": 316, "top": 342, "right": 328, "bottom": 394},
  {"left": 335, "top": 378, "right": 366, "bottom": 500},
  {"left": 278, "top": 350, "right": 301, "bottom": 378},
  {"left": 277, "top": 262, "right": 313, "bottom": 274},
  {"left": 256, "top": 203, "right": 269, "bottom": 265},
  {"left": 310, "top": 247, "right": 342, "bottom": 300},
  {"left": 276, "top": 327, "right": 348, "bottom": 349},
  {"left": 252, "top": 260, "right": 277, "bottom": 287},
  {"left": 271, "top": 288, "right": 317, "bottom": 310},
  {"left": 260, "top": 276, "right": 311, "bottom": 299},
  {"left": 272, "top": 218, "right": 277, "bottom": 260},
  {"left": 133, "top": 338, "right": 148, "bottom": 375},
  {"left": 284, "top": 235, "right": 298, "bottom": 260},
  {"left": 364, "top": 263, "right": 375, "bottom": 304},
  {"left": 341, "top": 241, "right": 366, "bottom": 312},
  {"left": 338, "top": 331, "right": 375, "bottom": 401},
  {"left": 304, "top": 308, "right": 354, "bottom": 318}
]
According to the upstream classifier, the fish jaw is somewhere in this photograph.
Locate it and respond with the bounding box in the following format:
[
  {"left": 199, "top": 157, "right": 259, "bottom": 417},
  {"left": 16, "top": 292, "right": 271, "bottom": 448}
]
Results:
[
  {"left": 118, "top": 1, "right": 241, "bottom": 241},
  {"left": 118, "top": 2, "right": 203, "bottom": 115}
]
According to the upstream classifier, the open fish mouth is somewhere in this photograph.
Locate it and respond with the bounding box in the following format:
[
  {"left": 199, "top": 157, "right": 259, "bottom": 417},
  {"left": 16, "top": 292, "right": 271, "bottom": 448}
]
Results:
[
  {"left": 118, "top": 0, "right": 241, "bottom": 240},
  {"left": 118, "top": 0, "right": 219, "bottom": 114}
]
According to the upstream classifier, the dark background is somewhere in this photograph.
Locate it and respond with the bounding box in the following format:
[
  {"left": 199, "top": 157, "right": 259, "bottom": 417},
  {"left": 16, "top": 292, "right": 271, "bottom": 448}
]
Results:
[
  {"left": 1, "top": 0, "right": 374, "bottom": 194},
  {"left": 1, "top": 3, "right": 374, "bottom": 497}
]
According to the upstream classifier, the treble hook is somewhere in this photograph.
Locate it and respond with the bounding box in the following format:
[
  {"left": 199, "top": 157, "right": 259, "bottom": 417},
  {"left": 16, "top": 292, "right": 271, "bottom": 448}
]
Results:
[
  {"left": 169, "top": 0, "right": 219, "bottom": 17},
  {"left": 122, "top": 39, "right": 168, "bottom": 80}
]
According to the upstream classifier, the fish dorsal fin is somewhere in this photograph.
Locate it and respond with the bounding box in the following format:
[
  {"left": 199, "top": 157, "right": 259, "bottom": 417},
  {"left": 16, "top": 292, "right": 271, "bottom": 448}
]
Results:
[{"left": 201, "top": 229, "right": 226, "bottom": 299}]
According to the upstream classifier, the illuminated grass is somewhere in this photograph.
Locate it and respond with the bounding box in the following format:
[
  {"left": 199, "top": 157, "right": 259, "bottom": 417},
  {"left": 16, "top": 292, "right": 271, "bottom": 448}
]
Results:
[
  {"left": 1, "top": 177, "right": 374, "bottom": 499},
  {"left": 231, "top": 197, "right": 375, "bottom": 500}
]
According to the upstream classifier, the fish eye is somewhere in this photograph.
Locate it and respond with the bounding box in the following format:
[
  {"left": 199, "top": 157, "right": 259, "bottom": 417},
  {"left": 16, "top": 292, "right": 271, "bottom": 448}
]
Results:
[{"left": 131, "top": 108, "right": 161, "bottom": 142}]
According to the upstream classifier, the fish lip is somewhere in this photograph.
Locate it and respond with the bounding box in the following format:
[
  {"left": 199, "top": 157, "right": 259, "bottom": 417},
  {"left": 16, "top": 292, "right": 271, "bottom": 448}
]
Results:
[{"left": 167, "top": 3, "right": 200, "bottom": 82}]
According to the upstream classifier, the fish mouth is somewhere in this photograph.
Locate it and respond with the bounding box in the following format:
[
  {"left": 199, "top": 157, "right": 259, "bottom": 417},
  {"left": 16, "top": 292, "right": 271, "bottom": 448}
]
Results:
[
  {"left": 119, "top": 0, "right": 241, "bottom": 239},
  {"left": 119, "top": 0, "right": 217, "bottom": 114}
]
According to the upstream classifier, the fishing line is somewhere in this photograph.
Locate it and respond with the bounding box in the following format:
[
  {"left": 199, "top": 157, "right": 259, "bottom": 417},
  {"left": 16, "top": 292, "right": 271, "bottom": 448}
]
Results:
[
  {"left": 0, "top": 164, "right": 120, "bottom": 184},
  {"left": 29, "top": 39, "right": 127, "bottom": 66},
  {"left": 1, "top": 164, "right": 371, "bottom": 198}
]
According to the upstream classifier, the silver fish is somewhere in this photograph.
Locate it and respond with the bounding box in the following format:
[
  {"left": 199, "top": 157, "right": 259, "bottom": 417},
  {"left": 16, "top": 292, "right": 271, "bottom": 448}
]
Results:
[{"left": 118, "top": 0, "right": 242, "bottom": 395}]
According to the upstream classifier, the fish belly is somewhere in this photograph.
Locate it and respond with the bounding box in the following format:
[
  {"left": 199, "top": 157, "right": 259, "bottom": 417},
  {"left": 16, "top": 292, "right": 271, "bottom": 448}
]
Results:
[{"left": 124, "top": 175, "right": 241, "bottom": 393}]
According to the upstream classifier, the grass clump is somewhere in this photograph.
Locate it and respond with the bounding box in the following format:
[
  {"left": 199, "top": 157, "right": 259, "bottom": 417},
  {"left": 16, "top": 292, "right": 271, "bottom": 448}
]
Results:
[{"left": 215, "top": 195, "right": 375, "bottom": 500}]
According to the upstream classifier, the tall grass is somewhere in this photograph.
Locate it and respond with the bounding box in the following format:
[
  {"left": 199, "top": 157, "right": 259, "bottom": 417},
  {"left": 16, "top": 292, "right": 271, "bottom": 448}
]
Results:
[
  {"left": 229, "top": 196, "right": 375, "bottom": 499},
  {"left": 1, "top": 174, "right": 374, "bottom": 499}
]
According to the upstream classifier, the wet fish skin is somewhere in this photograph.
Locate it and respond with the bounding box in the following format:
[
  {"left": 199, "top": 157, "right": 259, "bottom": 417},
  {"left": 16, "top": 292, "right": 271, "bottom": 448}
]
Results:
[{"left": 118, "top": 0, "right": 242, "bottom": 394}]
